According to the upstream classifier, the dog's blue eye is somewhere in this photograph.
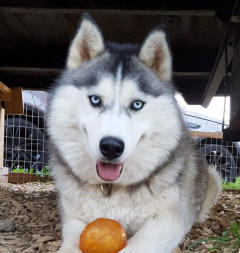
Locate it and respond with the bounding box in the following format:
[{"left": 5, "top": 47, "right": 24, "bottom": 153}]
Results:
[
  {"left": 89, "top": 95, "right": 101, "bottom": 107},
  {"left": 131, "top": 100, "right": 145, "bottom": 111}
]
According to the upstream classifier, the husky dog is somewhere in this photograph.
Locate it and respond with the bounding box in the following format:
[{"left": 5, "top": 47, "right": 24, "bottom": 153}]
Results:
[{"left": 47, "top": 13, "right": 221, "bottom": 253}]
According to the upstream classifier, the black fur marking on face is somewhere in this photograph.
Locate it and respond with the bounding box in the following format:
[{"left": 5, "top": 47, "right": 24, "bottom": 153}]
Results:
[
  {"left": 104, "top": 42, "right": 138, "bottom": 77},
  {"left": 51, "top": 40, "right": 174, "bottom": 99},
  {"left": 103, "top": 42, "right": 174, "bottom": 97}
]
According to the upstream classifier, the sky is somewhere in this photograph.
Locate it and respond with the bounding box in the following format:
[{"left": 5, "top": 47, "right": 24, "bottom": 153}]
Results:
[{"left": 175, "top": 93, "right": 230, "bottom": 124}]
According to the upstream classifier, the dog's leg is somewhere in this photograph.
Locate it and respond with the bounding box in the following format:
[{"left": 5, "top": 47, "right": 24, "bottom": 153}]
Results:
[
  {"left": 58, "top": 218, "right": 85, "bottom": 253},
  {"left": 120, "top": 211, "right": 188, "bottom": 253}
]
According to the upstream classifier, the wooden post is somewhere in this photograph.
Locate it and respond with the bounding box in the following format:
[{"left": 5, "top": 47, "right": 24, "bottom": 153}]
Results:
[
  {"left": 0, "top": 102, "right": 6, "bottom": 183},
  {"left": 223, "top": 23, "right": 240, "bottom": 141},
  {"left": 0, "top": 81, "right": 23, "bottom": 183},
  {"left": 230, "top": 24, "right": 240, "bottom": 129},
  {"left": 0, "top": 103, "right": 4, "bottom": 168}
]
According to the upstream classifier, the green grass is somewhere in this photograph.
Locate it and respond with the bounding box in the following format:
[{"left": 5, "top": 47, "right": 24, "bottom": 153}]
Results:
[
  {"left": 222, "top": 177, "right": 240, "bottom": 190},
  {"left": 189, "top": 221, "right": 240, "bottom": 252},
  {"left": 11, "top": 166, "right": 50, "bottom": 175}
]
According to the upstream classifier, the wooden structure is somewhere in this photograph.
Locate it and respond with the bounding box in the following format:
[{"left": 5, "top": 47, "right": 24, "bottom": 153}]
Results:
[
  {"left": 223, "top": 22, "right": 240, "bottom": 141},
  {"left": 0, "top": 0, "right": 240, "bottom": 140},
  {"left": 8, "top": 173, "right": 53, "bottom": 184},
  {"left": 0, "top": 82, "right": 23, "bottom": 176},
  {"left": 191, "top": 131, "right": 223, "bottom": 140}
]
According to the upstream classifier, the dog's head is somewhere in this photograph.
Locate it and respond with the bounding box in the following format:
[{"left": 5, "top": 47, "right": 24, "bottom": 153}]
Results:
[{"left": 48, "top": 13, "right": 183, "bottom": 185}]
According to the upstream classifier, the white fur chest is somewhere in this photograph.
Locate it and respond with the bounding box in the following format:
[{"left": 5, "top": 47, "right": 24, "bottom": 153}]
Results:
[{"left": 59, "top": 178, "right": 175, "bottom": 236}]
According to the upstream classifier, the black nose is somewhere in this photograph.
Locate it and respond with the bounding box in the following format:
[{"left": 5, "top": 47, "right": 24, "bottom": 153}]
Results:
[{"left": 100, "top": 137, "right": 125, "bottom": 160}]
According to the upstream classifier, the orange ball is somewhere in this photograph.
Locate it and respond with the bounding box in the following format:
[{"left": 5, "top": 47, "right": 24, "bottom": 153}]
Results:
[{"left": 80, "top": 218, "right": 127, "bottom": 253}]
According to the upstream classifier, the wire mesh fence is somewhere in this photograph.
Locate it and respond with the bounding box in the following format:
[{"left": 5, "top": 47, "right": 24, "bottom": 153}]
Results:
[
  {"left": 2, "top": 91, "right": 240, "bottom": 188},
  {"left": 184, "top": 112, "right": 240, "bottom": 188},
  {"left": 4, "top": 91, "right": 49, "bottom": 183}
]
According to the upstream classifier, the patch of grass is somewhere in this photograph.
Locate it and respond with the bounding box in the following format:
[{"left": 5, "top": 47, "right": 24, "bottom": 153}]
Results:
[
  {"left": 11, "top": 166, "right": 50, "bottom": 175},
  {"left": 12, "top": 167, "right": 34, "bottom": 173},
  {"left": 41, "top": 166, "right": 50, "bottom": 175},
  {"left": 222, "top": 177, "right": 240, "bottom": 190},
  {"left": 189, "top": 221, "right": 240, "bottom": 252}
]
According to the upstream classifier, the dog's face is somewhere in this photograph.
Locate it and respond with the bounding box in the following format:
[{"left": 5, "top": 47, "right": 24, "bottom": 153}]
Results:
[{"left": 48, "top": 14, "right": 183, "bottom": 185}]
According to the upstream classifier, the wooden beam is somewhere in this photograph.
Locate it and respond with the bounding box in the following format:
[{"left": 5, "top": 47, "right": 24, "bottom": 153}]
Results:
[
  {"left": 0, "top": 0, "right": 235, "bottom": 10},
  {"left": 223, "top": 128, "right": 240, "bottom": 141},
  {"left": 0, "top": 104, "right": 4, "bottom": 169},
  {"left": 191, "top": 131, "right": 223, "bottom": 139},
  {"left": 5, "top": 87, "right": 23, "bottom": 115},
  {"left": 0, "top": 81, "right": 11, "bottom": 94},
  {"left": 201, "top": 0, "right": 240, "bottom": 107},
  {"left": 201, "top": 36, "right": 233, "bottom": 107},
  {"left": 0, "top": 82, "right": 23, "bottom": 114},
  {"left": 231, "top": 15, "right": 240, "bottom": 23},
  {"left": 0, "top": 66, "right": 210, "bottom": 78},
  {"left": 223, "top": 23, "right": 240, "bottom": 142},
  {"left": 230, "top": 24, "right": 240, "bottom": 125},
  {"left": 0, "top": 81, "right": 12, "bottom": 101},
  {"left": 0, "top": 50, "right": 216, "bottom": 72},
  {"left": 0, "top": 7, "right": 216, "bottom": 16},
  {"left": 174, "top": 72, "right": 210, "bottom": 78},
  {"left": 0, "top": 66, "right": 61, "bottom": 76}
]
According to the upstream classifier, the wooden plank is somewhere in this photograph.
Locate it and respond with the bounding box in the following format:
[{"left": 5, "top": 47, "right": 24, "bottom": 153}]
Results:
[
  {"left": 201, "top": 38, "right": 233, "bottom": 107},
  {"left": 0, "top": 166, "right": 8, "bottom": 183},
  {"left": 223, "top": 128, "right": 240, "bottom": 141},
  {"left": 0, "top": 23, "right": 18, "bottom": 49},
  {"left": 191, "top": 131, "right": 223, "bottom": 139},
  {"left": 0, "top": 7, "right": 216, "bottom": 16},
  {"left": 0, "top": 66, "right": 61, "bottom": 76},
  {"left": 201, "top": 0, "right": 240, "bottom": 107},
  {"left": 5, "top": 87, "right": 23, "bottom": 115},
  {"left": 15, "top": 12, "right": 71, "bottom": 47},
  {"left": 0, "top": 13, "right": 35, "bottom": 47},
  {"left": 230, "top": 23, "right": 240, "bottom": 129},
  {"left": 0, "top": 49, "right": 216, "bottom": 71},
  {"left": 0, "top": 66, "right": 210, "bottom": 78},
  {"left": 223, "top": 23, "right": 240, "bottom": 141},
  {"left": 174, "top": 72, "right": 210, "bottom": 77},
  {"left": 8, "top": 172, "right": 53, "bottom": 184},
  {"left": 64, "top": 14, "right": 76, "bottom": 34},
  {"left": 0, "top": 0, "right": 235, "bottom": 12},
  {"left": 0, "top": 104, "right": 4, "bottom": 169},
  {"left": 231, "top": 15, "right": 240, "bottom": 23},
  {"left": 0, "top": 82, "right": 23, "bottom": 114},
  {"left": 0, "top": 81, "right": 12, "bottom": 102},
  {"left": 0, "top": 81, "right": 11, "bottom": 94}
]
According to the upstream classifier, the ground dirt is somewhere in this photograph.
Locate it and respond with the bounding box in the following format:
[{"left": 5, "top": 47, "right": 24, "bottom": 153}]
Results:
[{"left": 0, "top": 182, "right": 239, "bottom": 253}]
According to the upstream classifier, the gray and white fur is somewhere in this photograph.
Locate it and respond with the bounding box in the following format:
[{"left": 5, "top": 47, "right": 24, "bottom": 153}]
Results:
[{"left": 47, "top": 13, "right": 221, "bottom": 253}]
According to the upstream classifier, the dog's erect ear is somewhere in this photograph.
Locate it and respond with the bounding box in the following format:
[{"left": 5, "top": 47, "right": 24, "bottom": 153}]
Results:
[
  {"left": 139, "top": 27, "right": 172, "bottom": 82},
  {"left": 66, "top": 13, "right": 105, "bottom": 69}
]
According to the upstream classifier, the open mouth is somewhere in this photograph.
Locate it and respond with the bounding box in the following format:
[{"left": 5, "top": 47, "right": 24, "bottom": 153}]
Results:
[{"left": 96, "top": 161, "right": 123, "bottom": 182}]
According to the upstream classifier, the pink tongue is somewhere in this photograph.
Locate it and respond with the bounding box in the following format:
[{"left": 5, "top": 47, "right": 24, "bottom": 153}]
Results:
[{"left": 97, "top": 162, "right": 122, "bottom": 181}]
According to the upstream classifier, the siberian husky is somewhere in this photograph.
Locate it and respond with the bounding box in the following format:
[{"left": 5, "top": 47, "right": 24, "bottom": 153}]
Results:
[{"left": 47, "top": 13, "right": 221, "bottom": 253}]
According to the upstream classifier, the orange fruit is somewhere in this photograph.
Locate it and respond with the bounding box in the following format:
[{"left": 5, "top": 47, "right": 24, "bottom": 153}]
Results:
[{"left": 80, "top": 218, "right": 127, "bottom": 253}]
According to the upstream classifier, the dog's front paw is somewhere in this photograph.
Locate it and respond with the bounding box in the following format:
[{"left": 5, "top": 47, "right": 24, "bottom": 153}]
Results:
[
  {"left": 119, "top": 242, "right": 150, "bottom": 253},
  {"left": 119, "top": 246, "right": 140, "bottom": 253},
  {"left": 57, "top": 245, "right": 82, "bottom": 253}
]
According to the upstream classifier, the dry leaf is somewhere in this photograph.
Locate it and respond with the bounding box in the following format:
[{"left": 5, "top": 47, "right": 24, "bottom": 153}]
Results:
[
  {"left": 1, "top": 182, "right": 240, "bottom": 252},
  {"left": 172, "top": 247, "right": 182, "bottom": 253}
]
